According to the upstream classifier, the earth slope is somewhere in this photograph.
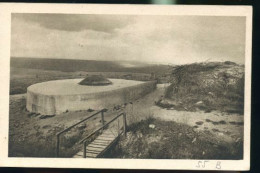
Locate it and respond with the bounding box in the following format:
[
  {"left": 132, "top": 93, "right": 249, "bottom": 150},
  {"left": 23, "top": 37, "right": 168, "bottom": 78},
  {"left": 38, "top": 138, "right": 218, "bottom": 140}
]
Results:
[{"left": 162, "top": 61, "right": 244, "bottom": 114}]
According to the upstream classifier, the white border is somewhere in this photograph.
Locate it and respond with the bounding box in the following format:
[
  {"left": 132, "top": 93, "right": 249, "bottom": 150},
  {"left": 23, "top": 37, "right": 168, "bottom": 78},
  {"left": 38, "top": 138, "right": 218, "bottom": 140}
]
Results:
[{"left": 0, "top": 3, "right": 252, "bottom": 170}]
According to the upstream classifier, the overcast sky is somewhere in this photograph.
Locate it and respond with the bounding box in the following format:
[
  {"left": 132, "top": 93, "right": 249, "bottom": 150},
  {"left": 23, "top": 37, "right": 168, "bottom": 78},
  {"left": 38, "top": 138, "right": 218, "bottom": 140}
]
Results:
[{"left": 11, "top": 14, "right": 246, "bottom": 65}]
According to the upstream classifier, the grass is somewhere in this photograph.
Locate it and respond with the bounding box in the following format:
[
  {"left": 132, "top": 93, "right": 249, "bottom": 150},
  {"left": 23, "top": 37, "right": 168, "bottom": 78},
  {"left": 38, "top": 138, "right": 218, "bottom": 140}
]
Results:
[
  {"left": 9, "top": 122, "right": 91, "bottom": 158},
  {"left": 106, "top": 118, "right": 243, "bottom": 160},
  {"left": 126, "top": 106, "right": 155, "bottom": 126},
  {"left": 9, "top": 133, "right": 57, "bottom": 157}
]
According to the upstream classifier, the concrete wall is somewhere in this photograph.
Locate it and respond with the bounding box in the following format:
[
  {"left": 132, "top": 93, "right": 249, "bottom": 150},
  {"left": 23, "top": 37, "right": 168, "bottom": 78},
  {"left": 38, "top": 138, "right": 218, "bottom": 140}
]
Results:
[{"left": 26, "top": 80, "right": 156, "bottom": 115}]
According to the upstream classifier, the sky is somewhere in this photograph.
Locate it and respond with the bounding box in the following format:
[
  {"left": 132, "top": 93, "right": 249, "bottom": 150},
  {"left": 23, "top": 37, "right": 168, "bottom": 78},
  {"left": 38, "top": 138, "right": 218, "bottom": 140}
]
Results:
[{"left": 11, "top": 13, "right": 246, "bottom": 65}]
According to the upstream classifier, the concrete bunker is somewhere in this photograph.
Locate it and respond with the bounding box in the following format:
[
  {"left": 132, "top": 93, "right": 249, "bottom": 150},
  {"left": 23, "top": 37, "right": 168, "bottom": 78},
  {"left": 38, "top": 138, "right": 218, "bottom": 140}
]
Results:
[{"left": 26, "top": 77, "right": 156, "bottom": 115}]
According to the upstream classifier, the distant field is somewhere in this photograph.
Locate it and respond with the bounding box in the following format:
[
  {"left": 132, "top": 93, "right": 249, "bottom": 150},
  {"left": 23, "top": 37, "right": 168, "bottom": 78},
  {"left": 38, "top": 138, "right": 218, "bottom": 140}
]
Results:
[{"left": 11, "top": 57, "right": 170, "bottom": 74}]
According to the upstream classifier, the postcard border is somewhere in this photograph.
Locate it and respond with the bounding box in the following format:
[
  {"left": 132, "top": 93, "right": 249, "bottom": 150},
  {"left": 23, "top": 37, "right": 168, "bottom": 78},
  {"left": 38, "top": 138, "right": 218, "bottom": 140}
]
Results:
[{"left": 0, "top": 3, "right": 252, "bottom": 170}]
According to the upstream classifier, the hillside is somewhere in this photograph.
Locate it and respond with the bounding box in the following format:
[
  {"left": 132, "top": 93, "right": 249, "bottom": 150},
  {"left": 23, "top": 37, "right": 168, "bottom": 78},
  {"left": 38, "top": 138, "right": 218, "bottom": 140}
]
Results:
[{"left": 158, "top": 61, "right": 245, "bottom": 114}]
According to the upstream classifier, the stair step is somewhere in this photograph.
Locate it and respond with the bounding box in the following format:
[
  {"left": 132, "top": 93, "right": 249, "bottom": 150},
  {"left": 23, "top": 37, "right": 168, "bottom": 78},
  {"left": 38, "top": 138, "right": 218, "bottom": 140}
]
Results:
[
  {"left": 73, "top": 151, "right": 83, "bottom": 158},
  {"left": 102, "top": 132, "right": 117, "bottom": 135},
  {"left": 75, "top": 151, "right": 83, "bottom": 155},
  {"left": 93, "top": 139, "right": 113, "bottom": 145},
  {"left": 95, "top": 137, "right": 114, "bottom": 141},
  {"left": 94, "top": 138, "right": 112, "bottom": 142},
  {"left": 91, "top": 142, "right": 110, "bottom": 146},
  {"left": 86, "top": 152, "right": 98, "bottom": 158},
  {"left": 102, "top": 131, "right": 116, "bottom": 134},
  {"left": 99, "top": 134, "right": 117, "bottom": 138},
  {"left": 73, "top": 155, "right": 83, "bottom": 158},
  {"left": 103, "top": 130, "right": 118, "bottom": 134},
  {"left": 88, "top": 144, "right": 107, "bottom": 148},
  {"left": 86, "top": 147, "right": 104, "bottom": 152}
]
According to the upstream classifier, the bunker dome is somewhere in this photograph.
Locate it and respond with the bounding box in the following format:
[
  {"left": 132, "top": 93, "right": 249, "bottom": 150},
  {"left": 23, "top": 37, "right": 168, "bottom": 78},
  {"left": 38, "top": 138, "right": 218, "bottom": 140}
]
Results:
[
  {"left": 79, "top": 75, "right": 112, "bottom": 86},
  {"left": 26, "top": 77, "right": 156, "bottom": 115}
]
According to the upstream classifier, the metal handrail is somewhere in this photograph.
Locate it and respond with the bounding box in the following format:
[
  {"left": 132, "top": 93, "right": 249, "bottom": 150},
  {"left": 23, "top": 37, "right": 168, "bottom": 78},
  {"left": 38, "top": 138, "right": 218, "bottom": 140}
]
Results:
[
  {"left": 82, "top": 112, "right": 126, "bottom": 158},
  {"left": 56, "top": 108, "right": 107, "bottom": 157}
]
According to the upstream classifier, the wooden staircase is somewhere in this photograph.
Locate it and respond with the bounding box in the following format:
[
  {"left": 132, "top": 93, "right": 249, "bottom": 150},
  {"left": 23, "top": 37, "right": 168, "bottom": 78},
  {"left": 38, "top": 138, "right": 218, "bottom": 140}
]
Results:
[
  {"left": 56, "top": 110, "right": 126, "bottom": 158},
  {"left": 73, "top": 129, "right": 119, "bottom": 158}
]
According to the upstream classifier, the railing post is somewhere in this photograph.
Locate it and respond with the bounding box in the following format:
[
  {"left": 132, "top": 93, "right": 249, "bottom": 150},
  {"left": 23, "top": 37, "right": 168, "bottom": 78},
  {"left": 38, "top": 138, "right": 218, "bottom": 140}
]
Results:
[
  {"left": 83, "top": 141, "right": 87, "bottom": 158},
  {"left": 101, "top": 110, "right": 105, "bottom": 130},
  {"left": 117, "top": 118, "right": 120, "bottom": 136},
  {"left": 56, "top": 135, "right": 60, "bottom": 157},
  {"left": 123, "top": 113, "right": 127, "bottom": 137}
]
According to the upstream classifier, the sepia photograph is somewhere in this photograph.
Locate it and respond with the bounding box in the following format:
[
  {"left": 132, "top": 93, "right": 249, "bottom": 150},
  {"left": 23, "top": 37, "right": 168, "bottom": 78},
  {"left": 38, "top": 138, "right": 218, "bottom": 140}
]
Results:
[{"left": 0, "top": 3, "right": 252, "bottom": 170}]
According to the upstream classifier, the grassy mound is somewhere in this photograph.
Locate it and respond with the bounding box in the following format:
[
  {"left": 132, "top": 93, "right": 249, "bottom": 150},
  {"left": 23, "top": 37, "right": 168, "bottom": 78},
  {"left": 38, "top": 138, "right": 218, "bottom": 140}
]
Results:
[
  {"left": 163, "top": 61, "right": 244, "bottom": 114},
  {"left": 79, "top": 75, "right": 112, "bottom": 86}
]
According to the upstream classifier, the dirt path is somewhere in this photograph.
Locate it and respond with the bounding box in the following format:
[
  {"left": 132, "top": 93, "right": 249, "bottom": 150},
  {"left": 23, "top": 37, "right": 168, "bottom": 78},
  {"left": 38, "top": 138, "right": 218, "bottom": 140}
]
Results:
[{"left": 123, "top": 84, "right": 244, "bottom": 143}]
